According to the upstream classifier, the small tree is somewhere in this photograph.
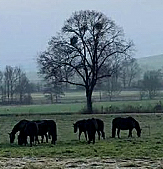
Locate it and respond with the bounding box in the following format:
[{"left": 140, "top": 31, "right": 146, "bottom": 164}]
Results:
[
  {"left": 37, "top": 10, "right": 134, "bottom": 113},
  {"left": 120, "top": 58, "right": 140, "bottom": 88},
  {"left": 43, "top": 80, "right": 64, "bottom": 103}
]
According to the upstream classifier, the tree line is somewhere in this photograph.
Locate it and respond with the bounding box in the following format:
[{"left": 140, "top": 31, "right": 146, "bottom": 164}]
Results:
[{"left": 0, "top": 66, "right": 42, "bottom": 105}]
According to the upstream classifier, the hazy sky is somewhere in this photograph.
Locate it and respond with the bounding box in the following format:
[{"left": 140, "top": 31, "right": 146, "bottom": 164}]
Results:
[{"left": 0, "top": 0, "right": 163, "bottom": 71}]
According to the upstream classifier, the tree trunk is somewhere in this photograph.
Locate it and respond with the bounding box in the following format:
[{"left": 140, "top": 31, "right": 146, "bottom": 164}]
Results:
[{"left": 86, "top": 89, "right": 93, "bottom": 113}]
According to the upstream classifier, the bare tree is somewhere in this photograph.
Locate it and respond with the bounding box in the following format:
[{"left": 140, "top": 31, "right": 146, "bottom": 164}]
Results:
[
  {"left": 3, "top": 66, "right": 20, "bottom": 102},
  {"left": 37, "top": 10, "right": 134, "bottom": 113},
  {"left": 105, "top": 74, "right": 122, "bottom": 101},
  {"left": 120, "top": 58, "right": 140, "bottom": 88},
  {"left": 15, "top": 70, "right": 31, "bottom": 103},
  {"left": 43, "top": 80, "right": 64, "bottom": 103},
  {"left": 2, "top": 66, "right": 32, "bottom": 104},
  {"left": 138, "top": 70, "right": 162, "bottom": 99}
]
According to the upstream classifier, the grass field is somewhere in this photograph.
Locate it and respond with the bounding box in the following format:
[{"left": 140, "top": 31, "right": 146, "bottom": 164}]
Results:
[
  {"left": 0, "top": 113, "right": 163, "bottom": 160},
  {"left": 0, "top": 97, "right": 163, "bottom": 168}
]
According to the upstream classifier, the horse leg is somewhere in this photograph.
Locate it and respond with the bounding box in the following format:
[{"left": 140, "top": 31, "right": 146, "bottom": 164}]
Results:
[
  {"left": 51, "top": 135, "right": 56, "bottom": 144},
  {"left": 24, "top": 136, "right": 27, "bottom": 146},
  {"left": 97, "top": 131, "right": 101, "bottom": 140},
  {"left": 117, "top": 129, "right": 120, "bottom": 138},
  {"left": 128, "top": 129, "right": 132, "bottom": 137},
  {"left": 112, "top": 127, "right": 116, "bottom": 138},
  {"left": 30, "top": 136, "right": 34, "bottom": 147},
  {"left": 93, "top": 133, "right": 96, "bottom": 144},
  {"left": 41, "top": 135, "right": 44, "bottom": 143},
  {"left": 79, "top": 131, "right": 82, "bottom": 141},
  {"left": 45, "top": 133, "right": 48, "bottom": 143},
  {"left": 84, "top": 131, "right": 87, "bottom": 141},
  {"left": 35, "top": 136, "right": 40, "bottom": 144},
  {"left": 102, "top": 131, "right": 105, "bottom": 139}
]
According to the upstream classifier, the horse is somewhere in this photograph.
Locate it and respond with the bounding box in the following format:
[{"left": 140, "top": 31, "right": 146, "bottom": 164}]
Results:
[
  {"left": 112, "top": 117, "right": 141, "bottom": 138},
  {"left": 86, "top": 118, "right": 98, "bottom": 144},
  {"left": 73, "top": 118, "right": 105, "bottom": 142},
  {"left": 45, "top": 120, "right": 57, "bottom": 144},
  {"left": 34, "top": 120, "right": 49, "bottom": 143},
  {"left": 73, "top": 119, "right": 87, "bottom": 141},
  {"left": 9, "top": 119, "right": 29, "bottom": 143},
  {"left": 18, "top": 121, "right": 39, "bottom": 147}
]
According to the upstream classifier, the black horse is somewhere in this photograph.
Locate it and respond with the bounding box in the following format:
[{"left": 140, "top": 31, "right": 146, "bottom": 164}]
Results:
[
  {"left": 18, "top": 121, "right": 39, "bottom": 147},
  {"left": 45, "top": 120, "right": 57, "bottom": 144},
  {"left": 9, "top": 119, "right": 29, "bottom": 143},
  {"left": 73, "top": 119, "right": 87, "bottom": 141},
  {"left": 9, "top": 119, "right": 57, "bottom": 145},
  {"left": 73, "top": 118, "right": 105, "bottom": 143},
  {"left": 112, "top": 117, "right": 141, "bottom": 138},
  {"left": 34, "top": 120, "right": 49, "bottom": 143},
  {"left": 86, "top": 118, "right": 98, "bottom": 144}
]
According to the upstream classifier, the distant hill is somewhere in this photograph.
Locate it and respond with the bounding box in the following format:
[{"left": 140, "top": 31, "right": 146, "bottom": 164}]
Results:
[
  {"left": 137, "top": 54, "right": 163, "bottom": 71},
  {"left": 26, "top": 54, "right": 163, "bottom": 83}
]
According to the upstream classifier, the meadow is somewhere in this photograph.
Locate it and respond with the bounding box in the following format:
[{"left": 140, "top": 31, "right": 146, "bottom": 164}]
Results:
[
  {"left": 0, "top": 92, "right": 163, "bottom": 168},
  {"left": 0, "top": 113, "right": 163, "bottom": 160}
]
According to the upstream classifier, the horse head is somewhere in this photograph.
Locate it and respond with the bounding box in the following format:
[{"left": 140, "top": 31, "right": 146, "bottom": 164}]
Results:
[
  {"left": 73, "top": 123, "right": 78, "bottom": 133},
  {"left": 137, "top": 128, "right": 142, "bottom": 137}
]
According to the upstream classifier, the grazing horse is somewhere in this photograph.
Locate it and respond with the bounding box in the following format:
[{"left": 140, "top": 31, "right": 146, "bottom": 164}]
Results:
[
  {"left": 18, "top": 121, "right": 39, "bottom": 147},
  {"left": 112, "top": 117, "right": 141, "bottom": 138},
  {"left": 34, "top": 120, "right": 49, "bottom": 143},
  {"left": 74, "top": 118, "right": 105, "bottom": 142},
  {"left": 73, "top": 119, "right": 87, "bottom": 141},
  {"left": 45, "top": 120, "right": 57, "bottom": 144},
  {"left": 86, "top": 118, "right": 98, "bottom": 144},
  {"left": 9, "top": 119, "right": 29, "bottom": 143}
]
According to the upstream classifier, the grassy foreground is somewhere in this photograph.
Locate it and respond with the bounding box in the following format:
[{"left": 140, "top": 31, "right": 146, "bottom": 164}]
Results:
[{"left": 0, "top": 113, "right": 163, "bottom": 159}]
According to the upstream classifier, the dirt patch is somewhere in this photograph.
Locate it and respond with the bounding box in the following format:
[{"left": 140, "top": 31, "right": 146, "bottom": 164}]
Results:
[{"left": 0, "top": 157, "right": 162, "bottom": 169}]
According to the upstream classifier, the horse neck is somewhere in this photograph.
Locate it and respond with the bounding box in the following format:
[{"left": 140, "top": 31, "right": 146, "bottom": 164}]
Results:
[{"left": 134, "top": 121, "right": 140, "bottom": 131}]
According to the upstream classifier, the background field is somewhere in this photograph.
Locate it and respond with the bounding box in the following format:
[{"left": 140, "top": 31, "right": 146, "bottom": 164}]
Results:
[{"left": 0, "top": 99, "right": 161, "bottom": 116}]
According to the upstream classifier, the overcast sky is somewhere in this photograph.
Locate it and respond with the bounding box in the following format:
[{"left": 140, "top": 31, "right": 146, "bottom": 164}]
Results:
[{"left": 0, "top": 0, "right": 163, "bottom": 72}]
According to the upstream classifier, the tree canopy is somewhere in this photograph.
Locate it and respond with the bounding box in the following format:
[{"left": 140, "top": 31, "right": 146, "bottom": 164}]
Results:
[{"left": 37, "top": 10, "right": 134, "bottom": 113}]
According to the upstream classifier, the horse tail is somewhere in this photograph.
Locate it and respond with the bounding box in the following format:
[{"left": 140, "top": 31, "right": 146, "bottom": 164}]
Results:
[{"left": 112, "top": 119, "right": 116, "bottom": 138}]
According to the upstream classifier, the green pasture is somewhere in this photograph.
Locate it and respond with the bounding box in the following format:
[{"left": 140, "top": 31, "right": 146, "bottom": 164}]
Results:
[{"left": 0, "top": 113, "right": 163, "bottom": 159}]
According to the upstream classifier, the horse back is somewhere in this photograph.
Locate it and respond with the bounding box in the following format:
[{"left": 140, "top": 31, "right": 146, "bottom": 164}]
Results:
[
  {"left": 95, "top": 118, "right": 104, "bottom": 131},
  {"left": 77, "top": 119, "right": 87, "bottom": 131},
  {"left": 12, "top": 119, "right": 29, "bottom": 134},
  {"left": 24, "top": 121, "right": 38, "bottom": 136}
]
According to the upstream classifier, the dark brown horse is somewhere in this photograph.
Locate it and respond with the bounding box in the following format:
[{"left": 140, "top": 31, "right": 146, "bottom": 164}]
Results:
[
  {"left": 45, "top": 120, "right": 57, "bottom": 144},
  {"left": 18, "top": 121, "right": 39, "bottom": 147},
  {"left": 73, "top": 118, "right": 105, "bottom": 142},
  {"left": 86, "top": 118, "right": 98, "bottom": 144},
  {"left": 73, "top": 119, "right": 87, "bottom": 141},
  {"left": 112, "top": 117, "right": 141, "bottom": 138},
  {"left": 9, "top": 119, "right": 57, "bottom": 145}
]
